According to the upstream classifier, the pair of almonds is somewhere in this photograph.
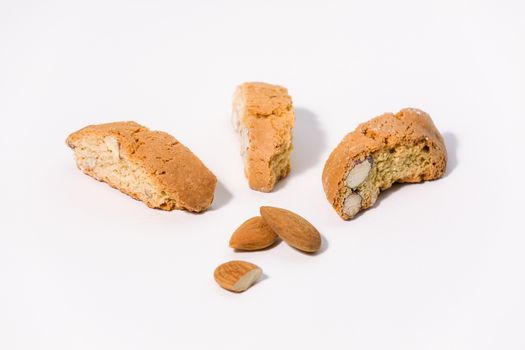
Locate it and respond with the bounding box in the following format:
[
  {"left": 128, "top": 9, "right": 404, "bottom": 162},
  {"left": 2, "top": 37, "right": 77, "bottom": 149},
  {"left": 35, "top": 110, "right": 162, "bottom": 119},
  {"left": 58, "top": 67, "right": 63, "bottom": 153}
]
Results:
[
  {"left": 214, "top": 206, "right": 321, "bottom": 293},
  {"left": 230, "top": 206, "right": 321, "bottom": 253}
]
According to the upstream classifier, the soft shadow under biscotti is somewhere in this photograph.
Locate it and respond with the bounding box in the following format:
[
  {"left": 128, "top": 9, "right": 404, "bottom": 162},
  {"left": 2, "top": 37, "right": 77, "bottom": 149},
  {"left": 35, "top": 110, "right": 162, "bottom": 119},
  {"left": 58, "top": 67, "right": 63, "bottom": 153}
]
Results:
[{"left": 210, "top": 181, "right": 233, "bottom": 210}]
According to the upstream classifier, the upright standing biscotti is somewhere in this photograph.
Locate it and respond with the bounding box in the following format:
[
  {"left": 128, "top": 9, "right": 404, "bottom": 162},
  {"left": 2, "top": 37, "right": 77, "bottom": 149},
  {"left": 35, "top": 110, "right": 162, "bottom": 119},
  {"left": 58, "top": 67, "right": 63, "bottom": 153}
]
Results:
[
  {"left": 232, "top": 82, "right": 295, "bottom": 192},
  {"left": 66, "top": 121, "right": 217, "bottom": 212},
  {"left": 322, "top": 108, "right": 447, "bottom": 220}
]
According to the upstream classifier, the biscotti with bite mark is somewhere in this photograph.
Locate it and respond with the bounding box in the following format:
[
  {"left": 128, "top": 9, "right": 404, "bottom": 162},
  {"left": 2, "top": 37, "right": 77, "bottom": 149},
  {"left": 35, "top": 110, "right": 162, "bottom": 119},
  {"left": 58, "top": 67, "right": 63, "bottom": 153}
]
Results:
[
  {"left": 232, "top": 82, "right": 294, "bottom": 192},
  {"left": 66, "top": 121, "right": 217, "bottom": 212},
  {"left": 322, "top": 108, "right": 447, "bottom": 220}
]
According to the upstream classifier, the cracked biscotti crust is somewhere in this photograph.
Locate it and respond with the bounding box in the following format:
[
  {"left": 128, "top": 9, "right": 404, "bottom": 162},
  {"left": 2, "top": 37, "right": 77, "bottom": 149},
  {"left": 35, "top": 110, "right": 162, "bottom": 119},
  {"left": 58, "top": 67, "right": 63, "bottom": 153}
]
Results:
[
  {"left": 322, "top": 108, "right": 447, "bottom": 220},
  {"left": 66, "top": 121, "right": 217, "bottom": 212},
  {"left": 232, "top": 82, "right": 294, "bottom": 192}
]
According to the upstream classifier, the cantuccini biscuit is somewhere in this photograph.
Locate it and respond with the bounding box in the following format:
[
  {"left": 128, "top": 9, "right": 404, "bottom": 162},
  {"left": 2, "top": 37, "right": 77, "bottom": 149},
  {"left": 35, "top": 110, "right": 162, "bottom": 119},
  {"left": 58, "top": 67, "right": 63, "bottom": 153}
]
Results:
[
  {"left": 322, "top": 108, "right": 447, "bottom": 220},
  {"left": 66, "top": 121, "right": 217, "bottom": 212},
  {"left": 232, "top": 82, "right": 294, "bottom": 192}
]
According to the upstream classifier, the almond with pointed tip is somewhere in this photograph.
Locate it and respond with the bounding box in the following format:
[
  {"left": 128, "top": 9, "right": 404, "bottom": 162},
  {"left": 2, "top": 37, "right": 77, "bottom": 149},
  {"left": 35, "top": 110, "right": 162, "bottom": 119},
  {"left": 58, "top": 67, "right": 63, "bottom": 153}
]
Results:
[
  {"left": 214, "top": 260, "right": 262, "bottom": 293},
  {"left": 229, "top": 216, "right": 278, "bottom": 251},
  {"left": 259, "top": 206, "right": 321, "bottom": 253}
]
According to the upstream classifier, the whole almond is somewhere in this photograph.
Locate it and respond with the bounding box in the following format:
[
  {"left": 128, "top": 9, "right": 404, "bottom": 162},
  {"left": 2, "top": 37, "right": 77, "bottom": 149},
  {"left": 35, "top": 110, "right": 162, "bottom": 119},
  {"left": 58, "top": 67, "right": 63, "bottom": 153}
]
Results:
[
  {"left": 214, "top": 260, "right": 262, "bottom": 293},
  {"left": 260, "top": 206, "right": 321, "bottom": 253},
  {"left": 229, "top": 216, "right": 278, "bottom": 251}
]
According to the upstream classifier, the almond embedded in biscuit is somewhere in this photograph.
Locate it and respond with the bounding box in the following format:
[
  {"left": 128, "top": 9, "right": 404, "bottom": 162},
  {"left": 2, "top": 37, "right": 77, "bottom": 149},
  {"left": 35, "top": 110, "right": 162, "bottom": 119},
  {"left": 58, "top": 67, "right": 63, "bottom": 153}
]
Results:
[{"left": 322, "top": 108, "right": 447, "bottom": 220}]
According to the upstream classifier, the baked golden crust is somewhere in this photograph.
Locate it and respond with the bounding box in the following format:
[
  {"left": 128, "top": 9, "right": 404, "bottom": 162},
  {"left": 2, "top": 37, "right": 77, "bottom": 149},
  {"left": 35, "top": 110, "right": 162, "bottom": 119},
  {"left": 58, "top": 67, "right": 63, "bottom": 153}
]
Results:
[
  {"left": 322, "top": 108, "right": 447, "bottom": 220},
  {"left": 233, "top": 82, "right": 294, "bottom": 192},
  {"left": 66, "top": 121, "right": 217, "bottom": 212}
]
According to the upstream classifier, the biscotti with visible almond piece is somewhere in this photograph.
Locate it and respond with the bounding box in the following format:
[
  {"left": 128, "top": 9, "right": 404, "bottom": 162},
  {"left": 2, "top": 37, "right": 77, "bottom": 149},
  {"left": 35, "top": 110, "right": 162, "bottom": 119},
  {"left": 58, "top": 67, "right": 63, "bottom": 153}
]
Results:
[
  {"left": 66, "top": 121, "right": 217, "bottom": 212},
  {"left": 232, "top": 82, "right": 294, "bottom": 192},
  {"left": 322, "top": 108, "right": 447, "bottom": 220}
]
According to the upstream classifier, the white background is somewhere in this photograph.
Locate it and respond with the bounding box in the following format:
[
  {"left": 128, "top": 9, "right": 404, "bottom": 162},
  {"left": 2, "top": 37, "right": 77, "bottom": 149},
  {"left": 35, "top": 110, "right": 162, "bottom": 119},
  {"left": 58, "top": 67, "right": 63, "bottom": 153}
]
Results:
[{"left": 1, "top": 1, "right": 524, "bottom": 349}]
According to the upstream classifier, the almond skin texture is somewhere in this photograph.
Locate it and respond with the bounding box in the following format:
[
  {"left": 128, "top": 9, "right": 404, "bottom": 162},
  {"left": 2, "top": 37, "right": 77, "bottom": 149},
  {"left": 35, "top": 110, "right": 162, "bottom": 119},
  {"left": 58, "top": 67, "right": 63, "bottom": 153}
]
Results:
[
  {"left": 259, "top": 206, "right": 321, "bottom": 253},
  {"left": 229, "top": 216, "right": 278, "bottom": 251},
  {"left": 214, "top": 260, "right": 262, "bottom": 293}
]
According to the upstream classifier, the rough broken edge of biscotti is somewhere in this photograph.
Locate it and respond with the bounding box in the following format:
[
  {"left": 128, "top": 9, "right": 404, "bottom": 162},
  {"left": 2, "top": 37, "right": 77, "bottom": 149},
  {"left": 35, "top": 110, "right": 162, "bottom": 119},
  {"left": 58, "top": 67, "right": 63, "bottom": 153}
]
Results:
[{"left": 232, "top": 82, "right": 295, "bottom": 192}]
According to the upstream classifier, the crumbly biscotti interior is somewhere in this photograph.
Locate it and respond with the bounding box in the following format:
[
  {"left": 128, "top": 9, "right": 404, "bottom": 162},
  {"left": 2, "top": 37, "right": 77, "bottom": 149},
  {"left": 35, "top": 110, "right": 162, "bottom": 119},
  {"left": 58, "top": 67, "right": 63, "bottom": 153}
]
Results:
[
  {"left": 343, "top": 142, "right": 433, "bottom": 218},
  {"left": 231, "top": 91, "right": 249, "bottom": 167},
  {"left": 73, "top": 135, "right": 178, "bottom": 210},
  {"left": 270, "top": 144, "right": 293, "bottom": 183}
]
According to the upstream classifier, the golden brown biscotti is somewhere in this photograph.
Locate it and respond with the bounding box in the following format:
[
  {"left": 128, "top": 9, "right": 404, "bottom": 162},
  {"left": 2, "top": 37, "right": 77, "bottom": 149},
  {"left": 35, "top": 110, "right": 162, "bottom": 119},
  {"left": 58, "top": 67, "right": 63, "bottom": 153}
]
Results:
[
  {"left": 322, "top": 108, "right": 447, "bottom": 220},
  {"left": 66, "top": 121, "right": 217, "bottom": 212},
  {"left": 232, "top": 82, "right": 294, "bottom": 192}
]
